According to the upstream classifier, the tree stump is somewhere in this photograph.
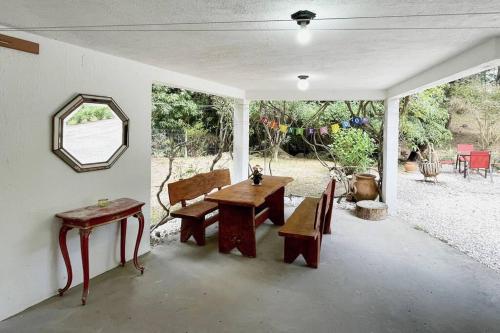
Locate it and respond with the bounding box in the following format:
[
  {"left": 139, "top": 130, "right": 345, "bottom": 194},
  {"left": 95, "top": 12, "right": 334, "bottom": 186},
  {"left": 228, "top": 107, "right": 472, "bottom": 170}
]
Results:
[{"left": 355, "top": 200, "right": 388, "bottom": 221}]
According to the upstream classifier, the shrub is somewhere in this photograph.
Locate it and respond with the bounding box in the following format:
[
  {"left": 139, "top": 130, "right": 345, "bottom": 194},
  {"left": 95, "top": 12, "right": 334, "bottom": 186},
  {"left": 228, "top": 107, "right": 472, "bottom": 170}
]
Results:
[
  {"left": 329, "top": 128, "right": 375, "bottom": 175},
  {"left": 66, "top": 105, "right": 114, "bottom": 125}
]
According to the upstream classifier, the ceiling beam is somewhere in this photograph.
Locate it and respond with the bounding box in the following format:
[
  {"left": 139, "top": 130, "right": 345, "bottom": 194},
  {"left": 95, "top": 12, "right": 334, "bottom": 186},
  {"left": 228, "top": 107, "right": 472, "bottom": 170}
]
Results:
[{"left": 386, "top": 37, "right": 500, "bottom": 98}]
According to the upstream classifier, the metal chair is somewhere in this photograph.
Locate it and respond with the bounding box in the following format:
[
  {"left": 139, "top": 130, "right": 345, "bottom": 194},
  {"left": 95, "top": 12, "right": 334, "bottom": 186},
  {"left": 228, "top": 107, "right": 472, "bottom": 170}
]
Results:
[
  {"left": 455, "top": 144, "right": 474, "bottom": 173},
  {"left": 463, "top": 151, "right": 493, "bottom": 181}
]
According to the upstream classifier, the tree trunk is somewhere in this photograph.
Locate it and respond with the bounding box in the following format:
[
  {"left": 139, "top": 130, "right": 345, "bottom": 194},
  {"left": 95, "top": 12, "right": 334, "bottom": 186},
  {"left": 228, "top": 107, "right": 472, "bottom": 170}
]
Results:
[{"left": 272, "top": 145, "right": 279, "bottom": 161}]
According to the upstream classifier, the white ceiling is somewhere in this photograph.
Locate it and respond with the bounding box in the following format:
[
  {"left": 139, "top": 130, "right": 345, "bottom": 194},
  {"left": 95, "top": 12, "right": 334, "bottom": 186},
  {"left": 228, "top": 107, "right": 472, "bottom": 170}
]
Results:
[{"left": 1, "top": 0, "right": 500, "bottom": 94}]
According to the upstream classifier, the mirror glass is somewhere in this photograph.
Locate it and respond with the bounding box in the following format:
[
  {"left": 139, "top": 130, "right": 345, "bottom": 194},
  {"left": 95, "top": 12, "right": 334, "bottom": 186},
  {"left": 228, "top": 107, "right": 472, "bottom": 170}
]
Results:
[
  {"left": 62, "top": 103, "right": 123, "bottom": 164},
  {"left": 53, "top": 94, "right": 129, "bottom": 172}
]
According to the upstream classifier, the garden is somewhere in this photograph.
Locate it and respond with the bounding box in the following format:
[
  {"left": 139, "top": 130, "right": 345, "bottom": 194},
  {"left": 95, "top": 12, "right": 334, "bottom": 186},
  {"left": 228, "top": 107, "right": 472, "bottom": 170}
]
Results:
[{"left": 150, "top": 69, "right": 500, "bottom": 270}]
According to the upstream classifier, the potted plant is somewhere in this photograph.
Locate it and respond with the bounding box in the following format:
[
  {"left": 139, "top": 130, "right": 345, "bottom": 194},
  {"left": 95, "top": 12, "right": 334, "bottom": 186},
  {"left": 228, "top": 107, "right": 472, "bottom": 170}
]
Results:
[
  {"left": 329, "top": 128, "right": 378, "bottom": 201},
  {"left": 250, "top": 165, "right": 264, "bottom": 185},
  {"left": 403, "top": 161, "right": 418, "bottom": 172}
]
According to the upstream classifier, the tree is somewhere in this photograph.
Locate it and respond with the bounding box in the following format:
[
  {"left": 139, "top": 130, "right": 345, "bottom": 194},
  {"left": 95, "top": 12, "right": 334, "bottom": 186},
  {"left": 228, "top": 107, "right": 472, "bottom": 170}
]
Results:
[
  {"left": 399, "top": 87, "right": 452, "bottom": 158},
  {"left": 449, "top": 81, "right": 500, "bottom": 150},
  {"left": 151, "top": 85, "right": 201, "bottom": 132},
  {"left": 208, "top": 96, "right": 234, "bottom": 171}
]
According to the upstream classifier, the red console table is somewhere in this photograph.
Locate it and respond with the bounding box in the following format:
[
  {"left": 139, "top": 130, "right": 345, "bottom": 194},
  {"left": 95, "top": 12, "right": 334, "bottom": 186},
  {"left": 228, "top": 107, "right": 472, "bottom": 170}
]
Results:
[{"left": 55, "top": 198, "right": 145, "bottom": 305}]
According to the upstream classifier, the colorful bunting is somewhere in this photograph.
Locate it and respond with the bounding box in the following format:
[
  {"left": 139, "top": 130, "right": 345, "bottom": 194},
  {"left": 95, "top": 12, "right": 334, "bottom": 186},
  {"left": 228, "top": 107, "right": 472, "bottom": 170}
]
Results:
[{"left": 258, "top": 116, "right": 370, "bottom": 136}]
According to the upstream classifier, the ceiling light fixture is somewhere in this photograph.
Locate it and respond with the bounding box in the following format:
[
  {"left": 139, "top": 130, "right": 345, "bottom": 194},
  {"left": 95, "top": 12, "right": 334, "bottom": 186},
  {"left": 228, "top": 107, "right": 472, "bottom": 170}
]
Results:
[
  {"left": 291, "top": 10, "right": 316, "bottom": 45},
  {"left": 297, "top": 75, "right": 310, "bottom": 91}
]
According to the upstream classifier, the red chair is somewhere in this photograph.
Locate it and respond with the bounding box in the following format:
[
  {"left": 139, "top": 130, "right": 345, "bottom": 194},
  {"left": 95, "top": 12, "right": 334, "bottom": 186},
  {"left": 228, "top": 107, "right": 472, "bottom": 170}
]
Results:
[
  {"left": 463, "top": 151, "right": 492, "bottom": 180},
  {"left": 455, "top": 144, "right": 474, "bottom": 173}
]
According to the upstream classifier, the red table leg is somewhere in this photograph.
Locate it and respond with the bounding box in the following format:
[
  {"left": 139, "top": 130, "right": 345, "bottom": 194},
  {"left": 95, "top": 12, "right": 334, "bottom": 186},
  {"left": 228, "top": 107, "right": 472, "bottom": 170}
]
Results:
[
  {"left": 120, "top": 218, "right": 127, "bottom": 267},
  {"left": 267, "top": 186, "right": 285, "bottom": 226},
  {"left": 133, "top": 211, "right": 145, "bottom": 274},
  {"left": 58, "top": 225, "right": 73, "bottom": 296},
  {"left": 79, "top": 229, "right": 92, "bottom": 305},
  {"left": 218, "top": 204, "right": 257, "bottom": 257}
]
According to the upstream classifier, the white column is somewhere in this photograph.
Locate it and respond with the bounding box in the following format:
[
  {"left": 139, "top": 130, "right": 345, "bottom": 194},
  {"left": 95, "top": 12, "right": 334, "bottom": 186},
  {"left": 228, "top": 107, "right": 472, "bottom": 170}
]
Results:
[
  {"left": 232, "top": 99, "right": 250, "bottom": 183},
  {"left": 382, "top": 98, "right": 400, "bottom": 215}
]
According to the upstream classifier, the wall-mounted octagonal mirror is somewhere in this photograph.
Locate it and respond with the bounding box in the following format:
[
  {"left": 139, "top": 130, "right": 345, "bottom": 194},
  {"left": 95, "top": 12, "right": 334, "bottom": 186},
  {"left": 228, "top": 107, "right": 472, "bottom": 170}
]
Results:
[{"left": 53, "top": 94, "right": 129, "bottom": 172}]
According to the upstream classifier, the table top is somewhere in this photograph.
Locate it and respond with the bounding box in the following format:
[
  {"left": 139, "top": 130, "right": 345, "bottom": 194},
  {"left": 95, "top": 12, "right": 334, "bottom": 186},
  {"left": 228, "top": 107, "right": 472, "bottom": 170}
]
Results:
[
  {"left": 205, "top": 176, "right": 293, "bottom": 207},
  {"left": 55, "top": 198, "right": 145, "bottom": 227}
]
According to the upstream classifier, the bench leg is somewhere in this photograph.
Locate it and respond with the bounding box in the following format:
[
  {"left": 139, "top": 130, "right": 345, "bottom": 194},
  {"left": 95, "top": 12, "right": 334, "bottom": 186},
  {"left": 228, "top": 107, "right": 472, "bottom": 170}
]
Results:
[
  {"left": 180, "top": 218, "right": 205, "bottom": 246},
  {"left": 283, "top": 237, "right": 320, "bottom": 269},
  {"left": 303, "top": 238, "right": 320, "bottom": 269},
  {"left": 284, "top": 237, "right": 301, "bottom": 263}
]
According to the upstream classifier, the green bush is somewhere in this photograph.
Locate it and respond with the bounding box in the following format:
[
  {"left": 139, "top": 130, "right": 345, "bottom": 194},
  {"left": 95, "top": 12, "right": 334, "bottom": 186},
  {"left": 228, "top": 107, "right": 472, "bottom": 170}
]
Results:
[
  {"left": 66, "top": 105, "right": 114, "bottom": 125},
  {"left": 329, "top": 128, "right": 375, "bottom": 175}
]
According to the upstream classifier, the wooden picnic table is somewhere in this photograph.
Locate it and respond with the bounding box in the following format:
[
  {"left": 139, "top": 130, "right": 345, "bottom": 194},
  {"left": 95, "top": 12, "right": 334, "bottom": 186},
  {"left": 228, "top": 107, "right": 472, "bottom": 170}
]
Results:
[{"left": 205, "top": 175, "right": 293, "bottom": 257}]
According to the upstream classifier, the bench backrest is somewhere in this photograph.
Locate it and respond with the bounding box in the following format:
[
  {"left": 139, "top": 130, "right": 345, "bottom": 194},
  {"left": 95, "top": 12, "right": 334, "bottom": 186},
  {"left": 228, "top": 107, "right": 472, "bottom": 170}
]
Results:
[
  {"left": 323, "top": 178, "right": 336, "bottom": 233},
  {"left": 314, "top": 193, "right": 328, "bottom": 237},
  {"left": 167, "top": 169, "right": 231, "bottom": 206}
]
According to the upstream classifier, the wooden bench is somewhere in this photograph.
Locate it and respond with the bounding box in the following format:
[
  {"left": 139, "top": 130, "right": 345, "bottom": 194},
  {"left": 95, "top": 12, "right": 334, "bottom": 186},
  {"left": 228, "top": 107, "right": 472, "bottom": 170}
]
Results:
[
  {"left": 278, "top": 178, "right": 335, "bottom": 268},
  {"left": 168, "top": 169, "right": 231, "bottom": 246}
]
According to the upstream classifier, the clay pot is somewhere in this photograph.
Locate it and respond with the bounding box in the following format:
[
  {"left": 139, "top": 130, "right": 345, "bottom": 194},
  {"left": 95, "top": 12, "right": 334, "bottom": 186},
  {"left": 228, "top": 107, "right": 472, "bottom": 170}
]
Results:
[
  {"left": 352, "top": 173, "right": 379, "bottom": 201},
  {"left": 404, "top": 161, "right": 417, "bottom": 172}
]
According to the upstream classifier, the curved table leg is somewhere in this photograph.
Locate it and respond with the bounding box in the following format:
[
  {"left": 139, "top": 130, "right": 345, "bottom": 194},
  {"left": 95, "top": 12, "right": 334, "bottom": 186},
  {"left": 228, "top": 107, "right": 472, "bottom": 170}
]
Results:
[
  {"left": 120, "top": 218, "right": 127, "bottom": 267},
  {"left": 79, "top": 229, "right": 92, "bottom": 305},
  {"left": 133, "top": 212, "right": 145, "bottom": 274},
  {"left": 58, "top": 225, "right": 73, "bottom": 296}
]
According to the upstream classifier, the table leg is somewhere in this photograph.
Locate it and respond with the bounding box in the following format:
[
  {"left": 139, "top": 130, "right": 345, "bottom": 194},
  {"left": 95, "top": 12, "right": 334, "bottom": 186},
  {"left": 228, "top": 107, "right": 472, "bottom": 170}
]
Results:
[
  {"left": 218, "top": 204, "right": 256, "bottom": 257},
  {"left": 79, "top": 229, "right": 92, "bottom": 305},
  {"left": 267, "top": 186, "right": 285, "bottom": 226},
  {"left": 120, "top": 218, "right": 127, "bottom": 267},
  {"left": 58, "top": 225, "right": 73, "bottom": 296},
  {"left": 132, "top": 212, "right": 145, "bottom": 274}
]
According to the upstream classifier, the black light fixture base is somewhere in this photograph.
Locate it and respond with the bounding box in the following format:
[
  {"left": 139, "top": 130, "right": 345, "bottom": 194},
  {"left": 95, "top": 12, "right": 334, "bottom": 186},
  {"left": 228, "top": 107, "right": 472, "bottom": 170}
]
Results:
[
  {"left": 291, "top": 10, "right": 316, "bottom": 25},
  {"left": 298, "top": 75, "right": 309, "bottom": 80}
]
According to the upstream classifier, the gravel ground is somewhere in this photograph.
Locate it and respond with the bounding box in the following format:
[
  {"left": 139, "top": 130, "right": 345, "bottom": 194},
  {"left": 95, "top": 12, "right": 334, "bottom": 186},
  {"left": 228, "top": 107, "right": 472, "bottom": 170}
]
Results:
[{"left": 398, "top": 165, "right": 500, "bottom": 272}]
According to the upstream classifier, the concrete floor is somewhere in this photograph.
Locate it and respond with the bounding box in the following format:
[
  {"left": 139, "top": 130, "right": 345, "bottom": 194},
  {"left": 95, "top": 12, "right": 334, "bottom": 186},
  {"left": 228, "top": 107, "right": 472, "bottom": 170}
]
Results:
[{"left": 2, "top": 208, "right": 500, "bottom": 333}]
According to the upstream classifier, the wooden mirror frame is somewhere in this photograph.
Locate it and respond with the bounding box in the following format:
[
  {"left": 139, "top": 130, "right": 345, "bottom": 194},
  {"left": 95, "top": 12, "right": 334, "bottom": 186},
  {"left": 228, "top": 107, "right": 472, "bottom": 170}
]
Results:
[{"left": 52, "top": 94, "right": 129, "bottom": 172}]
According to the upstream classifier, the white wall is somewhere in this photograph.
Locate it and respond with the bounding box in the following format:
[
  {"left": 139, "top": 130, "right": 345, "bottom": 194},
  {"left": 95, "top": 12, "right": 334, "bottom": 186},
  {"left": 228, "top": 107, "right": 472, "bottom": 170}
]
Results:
[{"left": 0, "top": 31, "right": 244, "bottom": 321}]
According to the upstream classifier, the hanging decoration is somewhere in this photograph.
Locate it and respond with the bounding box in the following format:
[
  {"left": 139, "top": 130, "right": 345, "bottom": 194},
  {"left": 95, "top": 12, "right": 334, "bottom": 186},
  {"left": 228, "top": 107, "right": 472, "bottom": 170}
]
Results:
[
  {"left": 341, "top": 120, "right": 351, "bottom": 129},
  {"left": 351, "top": 116, "right": 363, "bottom": 126},
  {"left": 331, "top": 123, "right": 340, "bottom": 134},
  {"left": 259, "top": 116, "right": 370, "bottom": 136}
]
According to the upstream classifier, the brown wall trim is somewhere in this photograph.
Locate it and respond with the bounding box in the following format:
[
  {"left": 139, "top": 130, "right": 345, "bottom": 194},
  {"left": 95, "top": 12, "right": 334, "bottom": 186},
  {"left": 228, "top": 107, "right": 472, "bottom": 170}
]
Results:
[{"left": 0, "top": 33, "right": 39, "bottom": 54}]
